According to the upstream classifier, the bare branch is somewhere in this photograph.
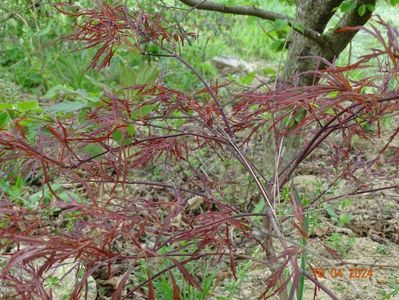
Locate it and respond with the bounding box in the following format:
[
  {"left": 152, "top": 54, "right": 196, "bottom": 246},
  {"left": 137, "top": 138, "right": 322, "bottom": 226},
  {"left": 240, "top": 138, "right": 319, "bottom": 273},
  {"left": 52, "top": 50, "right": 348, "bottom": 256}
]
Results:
[
  {"left": 179, "top": 0, "right": 292, "bottom": 21},
  {"left": 177, "top": 0, "right": 327, "bottom": 47}
]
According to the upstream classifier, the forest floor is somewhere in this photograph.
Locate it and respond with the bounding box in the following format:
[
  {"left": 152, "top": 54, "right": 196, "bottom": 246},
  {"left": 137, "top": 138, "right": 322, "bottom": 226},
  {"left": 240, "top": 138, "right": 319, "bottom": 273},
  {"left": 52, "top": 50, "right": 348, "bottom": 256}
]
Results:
[{"left": 209, "top": 115, "right": 399, "bottom": 300}]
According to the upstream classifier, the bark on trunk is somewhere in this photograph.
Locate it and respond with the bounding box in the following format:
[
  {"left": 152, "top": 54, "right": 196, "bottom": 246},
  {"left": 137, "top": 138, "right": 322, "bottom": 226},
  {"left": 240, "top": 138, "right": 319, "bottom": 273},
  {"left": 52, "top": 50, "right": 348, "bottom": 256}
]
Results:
[
  {"left": 282, "top": 0, "right": 342, "bottom": 85},
  {"left": 280, "top": 0, "right": 376, "bottom": 173},
  {"left": 282, "top": 0, "right": 376, "bottom": 86}
]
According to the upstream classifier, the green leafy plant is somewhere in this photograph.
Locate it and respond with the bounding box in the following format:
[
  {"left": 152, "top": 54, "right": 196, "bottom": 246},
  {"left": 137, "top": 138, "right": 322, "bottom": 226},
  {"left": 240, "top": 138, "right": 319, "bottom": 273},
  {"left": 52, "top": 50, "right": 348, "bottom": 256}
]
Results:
[
  {"left": 381, "top": 275, "right": 399, "bottom": 300},
  {"left": 327, "top": 233, "right": 355, "bottom": 256},
  {"left": 325, "top": 200, "right": 353, "bottom": 227}
]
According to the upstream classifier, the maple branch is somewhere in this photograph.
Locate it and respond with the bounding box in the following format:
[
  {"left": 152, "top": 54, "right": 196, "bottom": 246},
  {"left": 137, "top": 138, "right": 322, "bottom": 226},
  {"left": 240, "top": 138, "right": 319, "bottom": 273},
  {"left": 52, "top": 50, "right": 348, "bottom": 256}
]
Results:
[{"left": 177, "top": 0, "right": 327, "bottom": 47}]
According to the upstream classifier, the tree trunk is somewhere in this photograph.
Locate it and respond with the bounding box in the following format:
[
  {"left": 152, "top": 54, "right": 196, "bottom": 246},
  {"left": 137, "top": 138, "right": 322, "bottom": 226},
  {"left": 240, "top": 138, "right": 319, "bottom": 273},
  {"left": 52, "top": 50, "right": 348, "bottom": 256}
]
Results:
[
  {"left": 283, "top": 0, "right": 376, "bottom": 86},
  {"left": 279, "top": 0, "right": 376, "bottom": 172},
  {"left": 282, "top": 0, "right": 342, "bottom": 85}
]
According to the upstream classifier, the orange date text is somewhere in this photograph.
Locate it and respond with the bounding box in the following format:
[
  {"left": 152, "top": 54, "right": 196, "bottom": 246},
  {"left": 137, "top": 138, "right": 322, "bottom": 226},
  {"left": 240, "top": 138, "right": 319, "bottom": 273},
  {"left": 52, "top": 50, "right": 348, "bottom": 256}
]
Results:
[{"left": 310, "top": 267, "right": 374, "bottom": 280}]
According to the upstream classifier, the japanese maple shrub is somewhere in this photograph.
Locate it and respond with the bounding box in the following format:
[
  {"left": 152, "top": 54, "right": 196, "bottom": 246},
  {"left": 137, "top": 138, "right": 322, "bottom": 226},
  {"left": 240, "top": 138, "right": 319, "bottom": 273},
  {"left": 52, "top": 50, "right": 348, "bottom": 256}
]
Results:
[{"left": 1, "top": 2, "right": 399, "bottom": 299}]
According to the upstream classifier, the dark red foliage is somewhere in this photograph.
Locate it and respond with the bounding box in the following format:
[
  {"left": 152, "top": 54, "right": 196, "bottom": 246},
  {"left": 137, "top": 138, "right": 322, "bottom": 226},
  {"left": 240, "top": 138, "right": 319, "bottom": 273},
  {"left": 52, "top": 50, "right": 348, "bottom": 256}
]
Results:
[
  {"left": 55, "top": 1, "right": 195, "bottom": 69},
  {"left": 1, "top": 2, "right": 399, "bottom": 299}
]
